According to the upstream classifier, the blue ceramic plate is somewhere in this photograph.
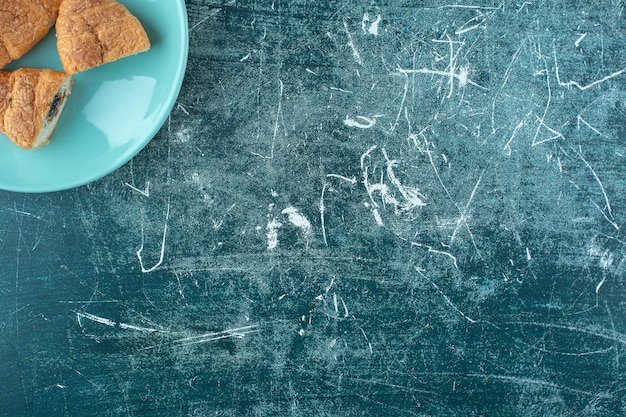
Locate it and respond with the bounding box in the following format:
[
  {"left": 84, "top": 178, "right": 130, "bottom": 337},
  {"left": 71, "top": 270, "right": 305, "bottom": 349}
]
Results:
[{"left": 0, "top": 0, "right": 188, "bottom": 193}]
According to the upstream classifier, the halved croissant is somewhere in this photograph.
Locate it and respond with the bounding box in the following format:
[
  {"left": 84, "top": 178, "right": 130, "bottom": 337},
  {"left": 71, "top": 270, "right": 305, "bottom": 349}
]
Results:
[
  {"left": 56, "top": 0, "right": 150, "bottom": 74},
  {"left": 0, "top": 68, "right": 72, "bottom": 149},
  {"left": 0, "top": 0, "right": 62, "bottom": 69}
]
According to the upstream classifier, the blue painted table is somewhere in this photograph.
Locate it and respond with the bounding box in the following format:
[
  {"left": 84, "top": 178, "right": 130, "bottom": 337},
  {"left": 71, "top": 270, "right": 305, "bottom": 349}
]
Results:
[{"left": 1, "top": 1, "right": 625, "bottom": 415}]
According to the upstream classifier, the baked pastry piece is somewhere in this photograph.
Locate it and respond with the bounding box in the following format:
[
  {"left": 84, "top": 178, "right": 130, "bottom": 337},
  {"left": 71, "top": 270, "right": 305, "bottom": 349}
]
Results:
[
  {"left": 0, "top": 0, "right": 62, "bottom": 69},
  {"left": 0, "top": 68, "right": 72, "bottom": 149},
  {"left": 56, "top": 0, "right": 151, "bottom": 74}
]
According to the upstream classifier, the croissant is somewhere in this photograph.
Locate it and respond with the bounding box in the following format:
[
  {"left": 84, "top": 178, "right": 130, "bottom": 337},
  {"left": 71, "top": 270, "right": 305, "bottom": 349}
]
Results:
[
  {"left": 56, "top": 0, "right": 150, "bottom": 74},
  {"left": 0, "top": 0, "right": 62, "bottom": 69},
  {"left": 0, "top": 68, "right": 72, "bottom": 149}
]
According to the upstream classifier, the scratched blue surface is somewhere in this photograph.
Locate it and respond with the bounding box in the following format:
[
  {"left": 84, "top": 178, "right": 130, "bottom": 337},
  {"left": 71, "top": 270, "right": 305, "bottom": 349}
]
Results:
[{"left": 1, "top": 1, "right": 625, "bottom": 415}]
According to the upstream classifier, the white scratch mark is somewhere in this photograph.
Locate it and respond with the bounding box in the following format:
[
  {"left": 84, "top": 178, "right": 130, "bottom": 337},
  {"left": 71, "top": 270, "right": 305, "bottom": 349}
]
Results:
[
  {"left": 361, "top": 145, "right": 406, "bottom": 225},
  {"left": 340, "top": 296, "right": 349, "bottom": 318},
  {"left": 76, "top": 312, "right": 115, "bottom": 328},
  {"left": 136, "top": 201, "right": 170, "bottom": 273},
  {"left": 428, "top": 247, "right": 459, "bottom": 269},
  {"left": 176, "top": 103, "right": 189, "bottom": 115},
  {"left": 124, "top": 181, "right": 150, "bottom": 197},
  {"left": 174, "top": 271, "right": 185, "bottom": 299},
  {"left": 383, "top": 148, "right": 427, "bottom": 210},
  {"left": 423, "top": 145, "right": 481, "bottom": 260},
  {"left": 511, "top": 321, "right": 626, "bottom": 347},
  {"left": 118, "top": 323, "right": 159, "bottom": 333},
  {"left": 604, "top": 301, "right": 620, "bottom": 370},
  {"left": 417, "top": 268, "right": 475, "bottom": 323},
  {"left": 360, "top": 327, "right": 373, "bottom": 353},
  {"left": 433, "top": 283, "right": 476, "bottom": 323},
  {"left": 325, "top": 277, "right": 335, "bottom": 294},
  {"left": 503, "top": 112, "right": 532, "bottom": 156},
  {"left": 344, "top": 115, "right": 376, "bottom": 129},
  {"left": 391, "top": 71, "right": 410, "bottom": 132},
  {"left": 361, "top": 145, "right": 428, "bottom": 221},
  {"left": 516, "top": 2, "right": 532, "bottom": 13},
  {"left": 438, "top": 4, "right": 501, "bottom": 9},
  {"left": 320, "top": 182, "right": 330, "bottom": 246},
  {"left": 455, "top": 21, "right": 484, "bottom": 35},
  {"left": 591, "top": 201, "right": 620, "bottom": 231},
  {"left": 330, "top": 86, "right": 353, "bottom": 93},
  {"left": 76, "top": 312, "right": 163, "bottom": 334},
  {"left": 577, "top": 115, "right": 604, "bottom": 136},
  {"left": 466, "top": 373, "right": 611, "bottom": 398},
  {"left": 532, "top": 56, "right": 564, "bottom": 147},
  {"left": 532, "top": 117, "right": 564, "bottom": 146},
  {"left": 189, "top": 8, "right": 222, "bottom": 32},
  {"left": 439, "top": 35, "right": 465, "bottom": 98},
  {"left": 174, "top": 325, "right": 262, "bottom": 347},
  {"left": 343, "top": 20, "right": 363, "bottom": 65},
  {"left": 15, "top": 210, "right": 40, "bottom": 219},
  {"left": 575, "top": 33, "right": 587, "bottom": 48},
  {"left": 491, "top": 40, "right": 525, "bottom": 135},
  {"left": 361, "top": 146, "right": 377, "bottom": 191},
  {"left": 395, "top": 65, "right": 483, "bottom": 94},
  {"left": 252, "top": 80, "right": 283, "bottom": 159},
  {"left": 454, "top": 7, "right": 499, "bottom": 36},
  {"left": 327, "top": 174, "right": 357, "bottom": 184},
  {"left": 595, "top": 276, "right": 607, "bottom": 294},
  {"left": 320, "top": 174, "right": 357, "bottom": 246},
  {"left": 450, "top": 173, "right": 483, "bottom": 249},
  {"left": 576, "top": 149, "right": 616, "bottom": 227},
  {"left": 555, "top": 54, "right": 626, "bottom": 90}
]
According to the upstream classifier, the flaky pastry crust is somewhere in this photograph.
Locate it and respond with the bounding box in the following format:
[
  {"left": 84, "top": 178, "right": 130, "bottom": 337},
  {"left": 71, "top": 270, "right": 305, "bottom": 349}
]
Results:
[{"left": 56, "top": 0, "right": 150, "bottom": 74}]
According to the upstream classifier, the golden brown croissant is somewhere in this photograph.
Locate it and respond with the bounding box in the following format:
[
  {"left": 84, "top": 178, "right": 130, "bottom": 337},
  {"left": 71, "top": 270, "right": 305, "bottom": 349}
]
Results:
[
  {"left": 0, "top": 0, "right": 62, "bottom": 69},
  {"left": 56, "top": 0, "right": 150, "bottom": 74},
  {"left": 0, "top": 68, "right": 72, "bottom": 149}
]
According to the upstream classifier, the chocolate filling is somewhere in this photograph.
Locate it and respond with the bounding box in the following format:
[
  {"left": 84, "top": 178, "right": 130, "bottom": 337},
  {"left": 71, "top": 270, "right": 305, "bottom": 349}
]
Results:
[{"left": 46, "top": 92, "right": 64, "bottom": 122}]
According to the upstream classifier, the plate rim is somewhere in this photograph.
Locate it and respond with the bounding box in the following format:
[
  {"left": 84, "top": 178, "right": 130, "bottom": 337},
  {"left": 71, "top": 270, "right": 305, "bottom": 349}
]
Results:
[{"left": 0, "top": 0, "right": 189, "bottom": 194}]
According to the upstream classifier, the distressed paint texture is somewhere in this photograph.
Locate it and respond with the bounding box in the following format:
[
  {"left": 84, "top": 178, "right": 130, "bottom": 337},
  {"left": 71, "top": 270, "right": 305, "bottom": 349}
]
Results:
[{"left": 1, "top": 0, "right": 626, "bottom": 415}]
